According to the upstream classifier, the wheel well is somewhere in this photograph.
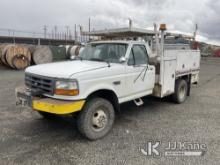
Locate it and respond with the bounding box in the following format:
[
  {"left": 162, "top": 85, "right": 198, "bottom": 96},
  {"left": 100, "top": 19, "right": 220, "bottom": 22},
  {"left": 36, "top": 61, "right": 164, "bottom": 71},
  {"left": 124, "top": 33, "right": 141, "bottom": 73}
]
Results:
[
  {"left": 178, "top": 75, "right": 190, "bottom": 81},
  {"left": 86, "top": 90, "right": 120, "bottom": 112}
]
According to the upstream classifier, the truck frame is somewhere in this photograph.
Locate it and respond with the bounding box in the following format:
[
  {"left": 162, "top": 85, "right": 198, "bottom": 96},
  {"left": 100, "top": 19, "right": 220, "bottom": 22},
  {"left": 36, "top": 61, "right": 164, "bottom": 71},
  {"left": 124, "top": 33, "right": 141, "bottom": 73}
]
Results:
[{"left": 16, "top": 24, "right": 200, "bottom": 140}]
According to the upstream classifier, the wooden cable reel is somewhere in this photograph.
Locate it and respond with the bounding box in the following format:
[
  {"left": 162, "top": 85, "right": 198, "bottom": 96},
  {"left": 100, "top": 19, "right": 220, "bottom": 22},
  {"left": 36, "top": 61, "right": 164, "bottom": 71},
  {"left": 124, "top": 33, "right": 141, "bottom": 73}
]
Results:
[
  {"left": 3, "top": 45, "right": 31, "bottom": 69},
  {"left": 32, "top": 46, "right": 53, "bottom": 64}
]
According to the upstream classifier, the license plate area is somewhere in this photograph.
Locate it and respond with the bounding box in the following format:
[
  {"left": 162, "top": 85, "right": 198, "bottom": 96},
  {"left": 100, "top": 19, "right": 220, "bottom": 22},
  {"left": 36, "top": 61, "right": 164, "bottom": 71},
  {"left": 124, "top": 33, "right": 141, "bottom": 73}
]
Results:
[{"left": 16, "top": 87, "right": 32, "bottom": 107}]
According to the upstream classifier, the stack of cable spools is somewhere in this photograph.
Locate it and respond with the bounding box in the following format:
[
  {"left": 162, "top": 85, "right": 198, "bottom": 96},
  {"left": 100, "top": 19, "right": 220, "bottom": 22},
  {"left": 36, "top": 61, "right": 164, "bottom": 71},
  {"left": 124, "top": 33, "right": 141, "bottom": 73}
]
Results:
[{"left": 0, "top": 44, "right": 85, "bottom": 70}]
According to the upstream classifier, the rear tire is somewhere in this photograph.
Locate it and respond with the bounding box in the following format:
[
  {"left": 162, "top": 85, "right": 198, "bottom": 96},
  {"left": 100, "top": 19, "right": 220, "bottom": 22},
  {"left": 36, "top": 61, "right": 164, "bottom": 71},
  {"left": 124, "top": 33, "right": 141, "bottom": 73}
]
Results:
[
  {"left": 172, "top": 79, "right": 188, "bottom": 104},
  {"left": 77, "top": 98, "right": 115, "bottom": 140}
]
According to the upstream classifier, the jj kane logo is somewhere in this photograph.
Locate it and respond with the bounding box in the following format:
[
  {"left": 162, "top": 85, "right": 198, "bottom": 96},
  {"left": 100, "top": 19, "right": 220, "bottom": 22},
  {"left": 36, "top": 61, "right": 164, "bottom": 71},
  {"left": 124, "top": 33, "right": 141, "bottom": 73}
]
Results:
[
  {"left": 140, "top": 141, "right": 206, "bottom": 157},
  {"left": 140, "top": 141, "right": 161, "bottom": 157}
]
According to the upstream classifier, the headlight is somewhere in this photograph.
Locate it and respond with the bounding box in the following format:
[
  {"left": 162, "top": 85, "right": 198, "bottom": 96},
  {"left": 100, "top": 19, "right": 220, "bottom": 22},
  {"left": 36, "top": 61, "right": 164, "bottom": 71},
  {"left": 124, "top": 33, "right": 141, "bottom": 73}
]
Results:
[{"left": 55, "top": 80, "right": 79, "bottom": 96}]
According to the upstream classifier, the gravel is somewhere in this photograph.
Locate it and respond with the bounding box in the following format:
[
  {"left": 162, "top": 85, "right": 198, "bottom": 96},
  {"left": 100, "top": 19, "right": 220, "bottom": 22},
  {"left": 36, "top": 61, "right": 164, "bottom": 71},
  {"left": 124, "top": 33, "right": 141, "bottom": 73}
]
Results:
[{"left": 0, "top": 58, "right": 219, "bottom": 165}]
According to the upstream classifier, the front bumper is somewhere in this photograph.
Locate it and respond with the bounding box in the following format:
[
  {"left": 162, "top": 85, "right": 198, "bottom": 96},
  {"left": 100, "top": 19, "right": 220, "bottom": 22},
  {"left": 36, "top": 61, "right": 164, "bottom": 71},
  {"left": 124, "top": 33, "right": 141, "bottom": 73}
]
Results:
[{"left": 15, "top": 86, "right": 85, "bottom": 115}]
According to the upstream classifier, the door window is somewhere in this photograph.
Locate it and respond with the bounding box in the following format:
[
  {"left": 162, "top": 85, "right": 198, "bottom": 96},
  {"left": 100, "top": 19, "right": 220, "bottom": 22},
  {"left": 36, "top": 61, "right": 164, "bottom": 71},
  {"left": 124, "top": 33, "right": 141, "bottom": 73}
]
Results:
[{"left": 128, "top": 45, "right": 149, "bottom": 65}]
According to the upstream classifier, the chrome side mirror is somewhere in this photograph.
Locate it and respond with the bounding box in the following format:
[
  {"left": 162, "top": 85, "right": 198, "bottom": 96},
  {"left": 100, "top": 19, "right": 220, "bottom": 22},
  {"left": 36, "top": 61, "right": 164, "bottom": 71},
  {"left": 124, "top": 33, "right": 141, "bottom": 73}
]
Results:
[{"left": 119, "top": 57, "right": 126, "bottom": 63}]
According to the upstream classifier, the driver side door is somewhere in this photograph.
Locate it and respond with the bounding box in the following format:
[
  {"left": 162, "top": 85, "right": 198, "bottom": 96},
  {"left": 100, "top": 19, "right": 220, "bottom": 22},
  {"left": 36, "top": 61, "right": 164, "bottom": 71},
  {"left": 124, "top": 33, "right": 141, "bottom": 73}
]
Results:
[{"left": 124, "top": 44, "right": 155, "bottom": 99}]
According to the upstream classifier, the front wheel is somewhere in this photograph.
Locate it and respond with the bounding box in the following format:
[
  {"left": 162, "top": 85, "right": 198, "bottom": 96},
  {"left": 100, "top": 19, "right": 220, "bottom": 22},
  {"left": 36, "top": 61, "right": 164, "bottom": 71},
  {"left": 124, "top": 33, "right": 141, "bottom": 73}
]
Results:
[
  {"left": 172, "top": 79, "right": 188, "bottom": 104},
  {"left": 77, "top": 98, "right": 115, "bottom": 140}
]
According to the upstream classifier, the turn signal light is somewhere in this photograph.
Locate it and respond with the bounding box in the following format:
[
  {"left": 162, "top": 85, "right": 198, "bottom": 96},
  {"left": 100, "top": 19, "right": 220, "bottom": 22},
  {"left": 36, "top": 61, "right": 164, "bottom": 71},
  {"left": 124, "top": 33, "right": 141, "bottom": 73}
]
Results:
[{"left": 55, "top": 89, "right": 79, "bottom": 96}]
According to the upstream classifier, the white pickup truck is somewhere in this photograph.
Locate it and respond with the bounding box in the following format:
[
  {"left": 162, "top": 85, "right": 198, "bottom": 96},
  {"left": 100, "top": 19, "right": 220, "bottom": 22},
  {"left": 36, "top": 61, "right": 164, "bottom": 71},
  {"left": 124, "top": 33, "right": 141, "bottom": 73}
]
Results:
[{"left": 16, "top": 25, "right": 200, "bottom": 140}]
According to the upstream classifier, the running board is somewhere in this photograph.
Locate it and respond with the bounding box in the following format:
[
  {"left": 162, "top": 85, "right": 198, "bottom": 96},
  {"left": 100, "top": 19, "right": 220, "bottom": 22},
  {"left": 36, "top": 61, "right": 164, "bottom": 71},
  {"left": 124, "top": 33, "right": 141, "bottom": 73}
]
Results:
[{"left": 134, "top": 98, "right": 144, "bottom": 106}]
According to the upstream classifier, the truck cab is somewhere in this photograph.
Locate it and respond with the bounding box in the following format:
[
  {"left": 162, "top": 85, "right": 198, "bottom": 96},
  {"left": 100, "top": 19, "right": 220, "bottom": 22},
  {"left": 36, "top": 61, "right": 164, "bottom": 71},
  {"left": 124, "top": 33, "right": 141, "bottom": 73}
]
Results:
[{"left": 16, "top": 26, "right": 200, "bottom": 140}]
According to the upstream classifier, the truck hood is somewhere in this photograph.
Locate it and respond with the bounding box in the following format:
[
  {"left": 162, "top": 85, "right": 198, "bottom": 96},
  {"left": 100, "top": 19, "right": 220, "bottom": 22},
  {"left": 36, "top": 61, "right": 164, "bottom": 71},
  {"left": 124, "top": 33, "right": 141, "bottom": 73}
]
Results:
[{"left": 25, "top": 60, "right": 109, "bottom": 78}]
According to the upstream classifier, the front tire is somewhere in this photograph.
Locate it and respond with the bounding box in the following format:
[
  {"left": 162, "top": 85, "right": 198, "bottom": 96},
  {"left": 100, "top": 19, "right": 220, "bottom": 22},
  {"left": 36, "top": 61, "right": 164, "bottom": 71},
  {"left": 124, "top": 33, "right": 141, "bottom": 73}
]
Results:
[
  {"left": 77, "top": 98, "right": 115, "bottom": 140},
  {"left": 172, "top": 79, "right": 188, "bottom": 104}
]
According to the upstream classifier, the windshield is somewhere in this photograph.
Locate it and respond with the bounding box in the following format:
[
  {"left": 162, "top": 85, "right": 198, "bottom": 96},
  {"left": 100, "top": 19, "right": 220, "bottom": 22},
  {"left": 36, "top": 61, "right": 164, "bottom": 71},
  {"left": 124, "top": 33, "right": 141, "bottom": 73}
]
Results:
[{"left": 79, "top": 43, "right": 128, "bottom": 63}]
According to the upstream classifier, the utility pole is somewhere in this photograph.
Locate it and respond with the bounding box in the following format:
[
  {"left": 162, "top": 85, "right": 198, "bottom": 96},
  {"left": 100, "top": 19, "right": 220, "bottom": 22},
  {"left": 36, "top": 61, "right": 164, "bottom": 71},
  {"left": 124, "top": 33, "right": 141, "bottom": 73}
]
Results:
[
  {"left": 51, "top": 29, "right": 54, "bottom": 39},
  {"left": 54, "top": 26, "right": 57, "bottom": 39},
  {"left": 128, "top": 18, "right": 133, "bottom": 29},
  {"left": 66, "top": 26, "right": 69, "bottom": 39},
  {"left": 69, "top": 29, "right": 72, "bottom": 40},
  {"left": 193, "top": 24, "right": 198, "bottom": 41},
  {"left": 79, "top": 25, "right": 82, "bottom": 43},
  {"left": 8, "top": 29, "right": 11, "bottom": 36},
  {"left": 13, "top": 30, "right": 15, "bottom": 44},
  {"left": 89, "top": 18, "right": 91, "bottom": 32},
  {"left": 88, "top": 18, "right": 91, "bottom": 41},
  {"left": 75, "top": 24, "right": 77, "bottom": 42},
  {"left": 43, "top": 25, "right": 47, "bottom": 38}
]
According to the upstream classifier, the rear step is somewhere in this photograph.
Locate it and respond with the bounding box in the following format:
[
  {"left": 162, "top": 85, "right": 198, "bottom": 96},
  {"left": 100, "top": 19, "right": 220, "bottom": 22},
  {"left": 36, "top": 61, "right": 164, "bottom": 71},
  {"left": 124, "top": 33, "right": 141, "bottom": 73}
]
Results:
[{"left": 134, "top": 98, "right": 144, "bottom": 106}]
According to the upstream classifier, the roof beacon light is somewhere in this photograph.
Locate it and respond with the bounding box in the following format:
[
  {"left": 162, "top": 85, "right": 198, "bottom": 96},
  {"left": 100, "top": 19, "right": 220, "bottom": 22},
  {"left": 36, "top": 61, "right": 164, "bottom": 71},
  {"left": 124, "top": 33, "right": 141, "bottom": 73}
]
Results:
[{"left": 159, "top": 24, "right": 167, "bottom": 31}]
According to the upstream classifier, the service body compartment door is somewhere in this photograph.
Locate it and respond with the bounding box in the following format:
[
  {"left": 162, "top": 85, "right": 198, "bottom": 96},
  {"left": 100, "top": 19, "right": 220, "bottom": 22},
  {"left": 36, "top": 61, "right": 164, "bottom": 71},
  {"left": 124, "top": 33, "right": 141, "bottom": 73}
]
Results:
[{"left": 162, "top": 59, "right": 176, "bottom": 96}]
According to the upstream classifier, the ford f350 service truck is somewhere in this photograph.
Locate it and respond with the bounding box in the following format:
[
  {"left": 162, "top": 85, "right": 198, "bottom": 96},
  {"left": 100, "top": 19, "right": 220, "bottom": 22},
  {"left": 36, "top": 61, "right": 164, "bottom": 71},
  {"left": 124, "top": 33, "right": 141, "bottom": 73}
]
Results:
[{"left": 16, "top": 24, "right": 200, "bottom": 140}]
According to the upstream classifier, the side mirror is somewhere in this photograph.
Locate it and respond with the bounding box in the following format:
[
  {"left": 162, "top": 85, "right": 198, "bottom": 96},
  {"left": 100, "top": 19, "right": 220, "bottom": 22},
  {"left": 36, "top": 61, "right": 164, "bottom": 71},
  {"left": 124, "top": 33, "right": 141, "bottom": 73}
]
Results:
[{"left": 119, "top": 57, "right": 126, "bottom": 63}]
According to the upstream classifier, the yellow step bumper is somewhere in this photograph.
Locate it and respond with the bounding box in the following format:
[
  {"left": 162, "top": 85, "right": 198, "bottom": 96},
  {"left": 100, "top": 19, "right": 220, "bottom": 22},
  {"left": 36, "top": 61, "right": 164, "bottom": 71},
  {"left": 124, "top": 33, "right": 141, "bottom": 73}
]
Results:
[{"left": 32, "top": 98, "right": 85, "bottom": 115}]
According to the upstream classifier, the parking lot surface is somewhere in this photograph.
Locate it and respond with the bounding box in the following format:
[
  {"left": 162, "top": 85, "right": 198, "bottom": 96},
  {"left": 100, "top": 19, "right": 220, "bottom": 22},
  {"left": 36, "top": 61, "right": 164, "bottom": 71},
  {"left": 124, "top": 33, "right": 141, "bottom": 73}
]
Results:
[{"left": 0, "top": 58, "right": 219, "bottom": 165}]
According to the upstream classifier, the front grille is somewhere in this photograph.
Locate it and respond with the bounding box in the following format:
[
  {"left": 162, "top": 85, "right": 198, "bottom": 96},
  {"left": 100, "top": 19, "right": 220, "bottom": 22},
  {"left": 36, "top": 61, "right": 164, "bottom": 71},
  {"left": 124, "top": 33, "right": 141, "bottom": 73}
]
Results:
[{"left": 25, "top": 74, "right": 54, "bottom": 95}]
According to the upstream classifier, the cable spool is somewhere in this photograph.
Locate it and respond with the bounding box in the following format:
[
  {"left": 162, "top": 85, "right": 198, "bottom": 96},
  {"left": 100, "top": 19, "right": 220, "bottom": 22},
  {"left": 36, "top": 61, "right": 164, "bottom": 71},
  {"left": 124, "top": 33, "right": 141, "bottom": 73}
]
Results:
[
  {"left": 2, "top": 44, "right": 31, "bottom": 69},
  {"left": 70, "top": 45, "right": 85, "bottom": 58},
  {"left": 32, "top": 46, "right": 53, "bottom": 64},
  {"left": 75, "top": 46, "right": 81, "bottom": 56},
  {"left": 1, "top": 45, "right": 8, "bottom": 65},
  {"left": 79, "top": 47, "right": 85, "bottom": 55},
  {"left": 65, "top": 45, "right": 73, "bottom": 59},
  {"left": 24, "top": 44, "right": 36, "bottom": 65},
  {"left": 70, "top": 45, "right": 78, "bottom": 57},
  {"left": 0, "top": 45, "right": 3, "bottom": 65},
  {"left": 12, "top": 54, "right": 29, "bottom": 70}
]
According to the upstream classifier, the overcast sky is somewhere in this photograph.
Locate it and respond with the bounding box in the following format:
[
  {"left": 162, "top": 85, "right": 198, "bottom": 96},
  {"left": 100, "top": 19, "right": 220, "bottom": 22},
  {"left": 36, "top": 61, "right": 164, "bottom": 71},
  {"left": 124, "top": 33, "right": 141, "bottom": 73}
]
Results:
[{"left": 0, "top": 0, "right": 219, "bottom": 44}]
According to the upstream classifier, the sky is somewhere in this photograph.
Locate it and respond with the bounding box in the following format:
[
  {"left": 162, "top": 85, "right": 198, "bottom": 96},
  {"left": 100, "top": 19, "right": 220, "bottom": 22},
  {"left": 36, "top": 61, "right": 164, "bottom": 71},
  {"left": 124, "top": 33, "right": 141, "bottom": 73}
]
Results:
[{"left": 0, "top": 0, "right": 220, "bottom": 45}]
